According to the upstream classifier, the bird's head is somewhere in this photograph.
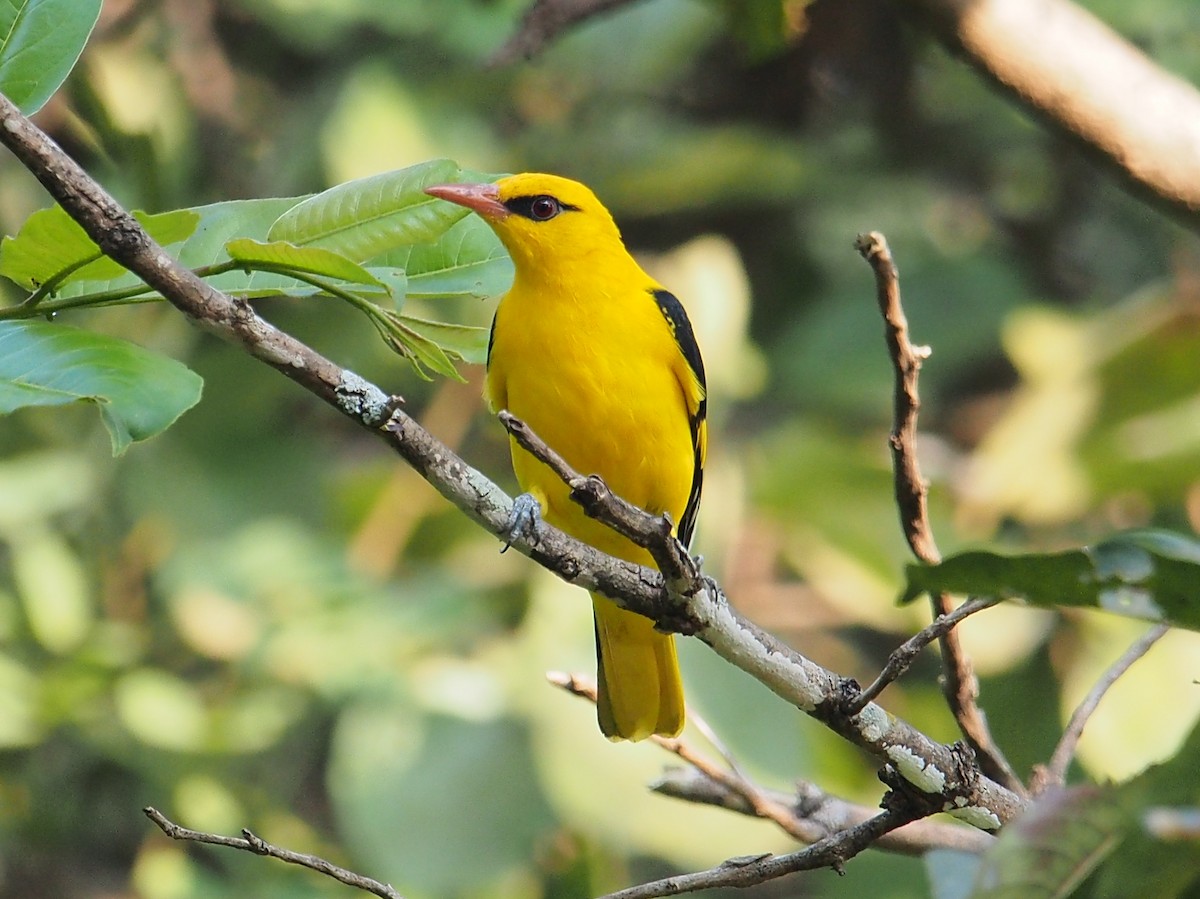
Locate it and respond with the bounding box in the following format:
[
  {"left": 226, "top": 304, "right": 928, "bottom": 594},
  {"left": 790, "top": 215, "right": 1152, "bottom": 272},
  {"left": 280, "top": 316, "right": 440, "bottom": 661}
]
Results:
[{"left": 425, "top": 173, "right": 630, "bottom": 276}]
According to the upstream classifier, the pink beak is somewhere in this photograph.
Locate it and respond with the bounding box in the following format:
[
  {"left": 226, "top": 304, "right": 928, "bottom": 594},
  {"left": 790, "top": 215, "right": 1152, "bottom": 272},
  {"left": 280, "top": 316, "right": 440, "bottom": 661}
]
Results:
[{"left": 424, "top": 182, "right": 510, "bottom": 219}]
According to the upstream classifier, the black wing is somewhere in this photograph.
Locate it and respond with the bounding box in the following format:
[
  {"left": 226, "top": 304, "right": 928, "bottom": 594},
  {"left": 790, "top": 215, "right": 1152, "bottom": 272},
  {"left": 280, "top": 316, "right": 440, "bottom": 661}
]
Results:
[{"left": 652, "top": 289, "right": 707, "bottom": 547}]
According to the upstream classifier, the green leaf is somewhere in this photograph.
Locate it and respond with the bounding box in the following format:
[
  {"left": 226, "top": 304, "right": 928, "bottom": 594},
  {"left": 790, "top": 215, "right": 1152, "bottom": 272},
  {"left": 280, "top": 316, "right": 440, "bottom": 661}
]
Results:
[
  {"left": 380, "top": 214, "right": 513, "bottom": 300},
  {"left": 224, "top": 238, "right": 386, "bottom": 289},
  {"left": 374, "top": 311, "right": 465, "bottom": 382},
  {"left": 48, "top": 196, "right": 313, "bottom": 300},
  {"left": 901, "top": 529, "right": 1200, "bottom": 631},
  {"left": 396, "top": 315, "right": 489, "bottom": 365},
  {"left": 267, "top": 158, "right": 472, "bottom": 261},
  {"left": 970, "top": 786, "right": 1127, "bottom": 898},
  {"left": 0, "top": 0, "right": 102, "bottom": 114},
  {"left": 0, "top": 319, "right": 203, "bottom": 454},
  {"left": 0, "top": 206, "right": 199, "bottom": 292}
]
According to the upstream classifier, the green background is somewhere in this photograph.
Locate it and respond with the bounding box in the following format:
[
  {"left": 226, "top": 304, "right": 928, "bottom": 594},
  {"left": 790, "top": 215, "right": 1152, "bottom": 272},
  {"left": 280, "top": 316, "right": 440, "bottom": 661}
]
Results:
[{"left": 1, "top": 1, "right": 1199, "bottom": 896}]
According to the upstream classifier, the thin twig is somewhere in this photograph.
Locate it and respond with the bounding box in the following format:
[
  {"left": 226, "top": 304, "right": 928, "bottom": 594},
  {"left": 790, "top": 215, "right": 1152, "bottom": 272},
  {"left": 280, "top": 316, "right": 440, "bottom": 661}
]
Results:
[
  {"left": 143, "top": 808, "right": 404, "bottom": 898},
  {"left": 499, "top": 410, "right": 700, "bottom": 609},
  {"left": 490, "top": 0, "right": 639, "bottom": 66},
  {"left": 549, "top": 671, "right": 824, "bottom": 843},
  {"left": 599, "top": 806, "right": 919, "bottom": 899},
  {"left": 496, "top": 409, "right": 1022, "bottom": 826},
  {"left": 849, "top": 597, "right": 999, "bottom": 713},
  {"left": 686, "top": 702, "right": 747, "bottom": 781},
  {"left": 653, "top": 769, "right": 994, "bottom": 855},
  {"left": 855, "top": 231, "right": 1024, "bottom": 795},
  {"left": 1036, "top": 622, "right": 1171, "bottom": 792},
  {"left": 551, "top": 672, "right": 995, "bottom": 856}
]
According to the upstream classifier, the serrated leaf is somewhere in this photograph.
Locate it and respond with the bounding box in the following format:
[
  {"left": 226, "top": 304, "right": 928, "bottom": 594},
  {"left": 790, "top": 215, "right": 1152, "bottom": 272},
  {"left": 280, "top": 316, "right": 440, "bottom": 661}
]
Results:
[
  {"left": 267, "top": 159, "right": 471, "bottom": 261},
  {"left": 0, "top": 319, "right": 202, "bottom": 454},
  {"left": 225, "top": 239, "right": 386, "bottom": 289},
  {"left": 378, "top": 214, "right": 513, "bottom": 300},
  {"left": 397, "top": 315, "right": 489, "bottom": 365},
  {"left": 0, "top": 0, "right": 102, "bottom": 114},
  {"left": 0, "top": 206, "right": 198, "bottom": 292},
  {"left": 971, "top": 786, "right": 1127, "bottom": 898},
  {"left": 901, "top": 529, "right": 1200, "bottom": 631}
]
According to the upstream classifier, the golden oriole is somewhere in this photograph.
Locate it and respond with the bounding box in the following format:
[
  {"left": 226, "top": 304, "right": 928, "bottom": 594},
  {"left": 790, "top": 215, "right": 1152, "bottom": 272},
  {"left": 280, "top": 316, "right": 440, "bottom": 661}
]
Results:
[{"left": 425, "top": 173, "right": 706, "bottom": 741}]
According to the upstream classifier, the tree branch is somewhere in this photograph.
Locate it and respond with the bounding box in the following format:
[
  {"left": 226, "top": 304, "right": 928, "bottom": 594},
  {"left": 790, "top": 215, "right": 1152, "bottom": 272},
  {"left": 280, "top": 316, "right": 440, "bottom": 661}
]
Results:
[
  {"left": 499, "top": 0, "right": 1200, "bottom": 229},
  {"left": 143, "top": 808, "right": 403, "bottom": 898},
  {"left": 490, "top": 0, "right": 639, "bottom": 66},
  {"left": 551, "top": 672, "right": 995, "bottom": 856},
  {"left": 856, "top": 231, "right": 1024, "bottom": 795},
  {"left": 1034, "top": 622, "right": 1171, "bottom": 792},
  {"left": 599, "top": 804, "right": 922, "bottom": 899},
  {"left": 903, "top": 0, "right": 1200, "bottom": 230},
  {"left": 0, "top": 92, "right": 1021, "bottom": 835},
  {"left": 848, "top": 596, "right": 998, "bottom": 714},
  {"left": 494, "top": 408, "right": 1022, "bottom": 828}
]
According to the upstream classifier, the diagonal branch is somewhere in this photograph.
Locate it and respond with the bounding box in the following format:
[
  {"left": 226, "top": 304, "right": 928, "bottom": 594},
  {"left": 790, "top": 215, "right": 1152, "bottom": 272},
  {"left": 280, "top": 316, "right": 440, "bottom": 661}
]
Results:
[
  {"left": 856, "top": 231, "right": 1024, "bottom": 795},
  {"left": 496, "top": 408, "right": 1022, "bottom": 827},
  {"left": 499, "top": 1, "right": 1200, "bottom": 228},
  {"left": 551, "top": 671, "right": 995, "bottom": 856},
  {"left": 490, "top": 0, "right": 640, "bottom": 66},
  {"left": 1035, "top": 622, "right": 1171, "bottom": 792},
  {"left": 599, "top": 804, "right": 922, "bottom": 899},
  {"left": 144, "top": 808, "right": 403, "bottom": 898},
  {"left": 903, "top": 0, "right": 1200, "bottom": 230},
  {"left": 848, "top": 596, "right": 999, "bottom": 714},
  {"left": 0, "top": 91, "right": 1022, "bottom": 831}
]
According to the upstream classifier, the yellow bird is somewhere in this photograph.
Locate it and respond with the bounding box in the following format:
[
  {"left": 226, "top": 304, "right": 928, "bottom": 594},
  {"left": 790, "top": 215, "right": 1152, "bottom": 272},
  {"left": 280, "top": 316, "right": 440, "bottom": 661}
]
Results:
[{"left": 425, "top": 173, "right": 707, "bottom": 741}]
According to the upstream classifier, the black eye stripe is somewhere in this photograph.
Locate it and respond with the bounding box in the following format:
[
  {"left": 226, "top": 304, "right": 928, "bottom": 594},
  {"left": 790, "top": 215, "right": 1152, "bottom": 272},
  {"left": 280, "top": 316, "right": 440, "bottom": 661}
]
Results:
[{"left": 503, "top": 194, "right": 579, "bottom": 221}]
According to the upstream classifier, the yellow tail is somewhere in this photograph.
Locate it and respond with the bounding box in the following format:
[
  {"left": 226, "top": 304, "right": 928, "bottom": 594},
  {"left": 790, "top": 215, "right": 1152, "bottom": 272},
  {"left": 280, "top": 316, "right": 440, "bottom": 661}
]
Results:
[{"left": 592, "top": 593, "right": 684, "bottom": 741}]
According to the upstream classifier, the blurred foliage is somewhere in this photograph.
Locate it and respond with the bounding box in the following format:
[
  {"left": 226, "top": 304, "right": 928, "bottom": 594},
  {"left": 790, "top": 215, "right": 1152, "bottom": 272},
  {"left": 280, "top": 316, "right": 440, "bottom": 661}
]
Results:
[{"left": 0, "top": 0, "right": 1199, "bottom": 897}]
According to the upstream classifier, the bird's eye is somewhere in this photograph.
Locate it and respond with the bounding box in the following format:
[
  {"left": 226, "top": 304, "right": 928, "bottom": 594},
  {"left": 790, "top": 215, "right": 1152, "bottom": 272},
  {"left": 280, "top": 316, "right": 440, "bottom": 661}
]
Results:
[{"left": 529, "top": 195, "right": 560, "bottom": 220}]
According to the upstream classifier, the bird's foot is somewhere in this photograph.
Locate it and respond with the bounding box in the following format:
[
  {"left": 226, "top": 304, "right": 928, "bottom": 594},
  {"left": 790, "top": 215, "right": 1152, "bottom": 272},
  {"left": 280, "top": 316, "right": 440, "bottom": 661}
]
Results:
[{"left": 501, "top": 492, "right": 542, "bottom": 552}]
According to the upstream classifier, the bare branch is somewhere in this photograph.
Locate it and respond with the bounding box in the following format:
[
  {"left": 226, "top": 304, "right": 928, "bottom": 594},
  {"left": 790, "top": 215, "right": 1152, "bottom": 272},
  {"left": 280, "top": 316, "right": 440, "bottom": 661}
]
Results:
[
  {"left": 849, "top": 596, "right": 999, "bottom": 713},
  {"left": 490, "top": 0, "right": 639, "bottom": 66},
  {"left": 1035, "top": 622, "right": 1171, "bottom": 792},
  {"left": 654, "top": 769, "right": 994, "bottom": 856},
  {"left": 0, "top": 93, "right": 1023, "bottom": 832},
  {"left": 550, "top": 671, "right": 826, "bottom": 843},
  {"left": 599, "top": 806, "right": 919, "bottom": 899},
  {"left": 144, "top": 808, "right": 403, "bottom": 898},
  {"left": 903, "top": 0, "right": 1200, "bottom": 230},
  {"left": 500, "top": 410, "right": 698, "bottom": 596},
  {"left": 856, "top": 231, "right": 1024, "bottom": 795},
  {"left": 502, "top": 410, "right": 1022, "bottom": 828},
  {"left": 551, "top": 672, "right": 995, "bottom": 856}
]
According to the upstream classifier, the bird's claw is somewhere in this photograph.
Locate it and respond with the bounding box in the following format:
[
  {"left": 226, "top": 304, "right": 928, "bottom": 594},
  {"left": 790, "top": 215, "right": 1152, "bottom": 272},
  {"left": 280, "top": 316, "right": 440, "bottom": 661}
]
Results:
[{"left": 502, "top": 492, "right": 542, "bottom": 552}]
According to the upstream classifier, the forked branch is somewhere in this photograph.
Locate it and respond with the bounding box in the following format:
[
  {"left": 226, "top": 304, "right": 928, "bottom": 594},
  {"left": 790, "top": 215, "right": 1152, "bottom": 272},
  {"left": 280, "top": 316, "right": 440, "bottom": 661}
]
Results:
[
  {"left": 144, "top": 807, "right": 403, "bottom": 898},
  {"left": 856, "top": 231, "right": 1023, "bottom": 795}
]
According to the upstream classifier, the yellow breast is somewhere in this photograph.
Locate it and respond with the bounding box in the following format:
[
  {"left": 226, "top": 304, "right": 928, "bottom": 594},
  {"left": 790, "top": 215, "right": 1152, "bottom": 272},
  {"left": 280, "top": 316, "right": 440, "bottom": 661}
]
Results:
[{"left": 487, "top": 273, "right": 695, "bottom": 565}]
